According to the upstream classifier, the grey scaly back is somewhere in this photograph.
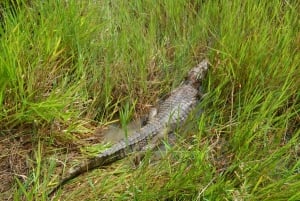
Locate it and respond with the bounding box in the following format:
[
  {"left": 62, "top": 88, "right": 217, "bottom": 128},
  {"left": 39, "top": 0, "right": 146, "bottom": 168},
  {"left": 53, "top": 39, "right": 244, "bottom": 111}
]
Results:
[{"left": 49, "top": 59, "right": 209, "bottom": 196}]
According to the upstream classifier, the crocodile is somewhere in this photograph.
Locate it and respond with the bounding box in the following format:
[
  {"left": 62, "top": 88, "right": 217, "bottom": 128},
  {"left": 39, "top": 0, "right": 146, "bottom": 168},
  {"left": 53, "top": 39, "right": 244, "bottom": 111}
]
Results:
[{"left": 49, "top": 59, "right": 209, "bottom": 196}]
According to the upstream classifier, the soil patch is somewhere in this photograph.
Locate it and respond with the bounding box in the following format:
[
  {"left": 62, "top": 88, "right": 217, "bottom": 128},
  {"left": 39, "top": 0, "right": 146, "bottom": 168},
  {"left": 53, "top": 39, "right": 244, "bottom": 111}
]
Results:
[{"left": 0, "top": 130, "right": 33, "bottom": 201}]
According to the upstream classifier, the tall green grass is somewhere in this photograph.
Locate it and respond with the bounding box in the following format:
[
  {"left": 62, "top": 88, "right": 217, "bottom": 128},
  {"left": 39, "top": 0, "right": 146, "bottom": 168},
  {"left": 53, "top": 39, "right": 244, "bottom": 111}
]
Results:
[{"left": 0, "top": 0, "right": 299, "bottom": 200}]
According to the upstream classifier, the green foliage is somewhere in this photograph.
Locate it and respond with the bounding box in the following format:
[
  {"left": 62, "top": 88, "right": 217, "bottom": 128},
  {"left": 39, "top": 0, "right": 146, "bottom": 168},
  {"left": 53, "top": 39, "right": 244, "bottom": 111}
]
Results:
[
  {"left": 0, "top": 0, "right": 299, "bottom": 200},
  {"left": 0, "top": 1, "right": 93, "bottom": 128},
  {"left": 14, "top": 141, "right": 55, "bottom": 201}
]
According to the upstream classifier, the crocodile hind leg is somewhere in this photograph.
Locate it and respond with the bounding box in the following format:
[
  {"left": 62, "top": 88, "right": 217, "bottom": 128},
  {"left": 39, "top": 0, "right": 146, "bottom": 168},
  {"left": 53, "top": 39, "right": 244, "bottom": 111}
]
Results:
[
  {"left": 141, "top": 107, "right": 158, "bottom": 126},
  {"left": 132, "top": 127, "right": 169, "bottom": 166}
]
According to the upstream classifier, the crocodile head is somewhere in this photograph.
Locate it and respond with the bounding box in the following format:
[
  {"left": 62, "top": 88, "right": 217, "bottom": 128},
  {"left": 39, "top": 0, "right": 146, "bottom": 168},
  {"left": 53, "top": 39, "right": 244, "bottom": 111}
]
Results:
[{"left": 187, "top": 59, "right": 209, "bottom": 85}]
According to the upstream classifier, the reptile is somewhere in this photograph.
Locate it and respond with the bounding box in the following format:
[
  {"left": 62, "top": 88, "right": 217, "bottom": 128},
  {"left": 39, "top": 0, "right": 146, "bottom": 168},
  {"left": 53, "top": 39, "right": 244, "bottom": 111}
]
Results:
[{"left": 49, "top": 59, "right": 209, "bottom": 196}]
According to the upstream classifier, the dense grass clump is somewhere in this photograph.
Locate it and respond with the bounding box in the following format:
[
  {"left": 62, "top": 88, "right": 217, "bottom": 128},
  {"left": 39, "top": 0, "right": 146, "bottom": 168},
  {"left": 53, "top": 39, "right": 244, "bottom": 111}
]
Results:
[{"left": 0, "top": 0, "right": 299, "bottom": 200}]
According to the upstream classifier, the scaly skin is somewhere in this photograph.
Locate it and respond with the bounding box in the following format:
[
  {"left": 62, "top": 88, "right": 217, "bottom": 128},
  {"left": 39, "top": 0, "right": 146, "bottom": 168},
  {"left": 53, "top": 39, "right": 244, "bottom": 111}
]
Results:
[{"left": 49, "top": 59, "right": 208, "bottom": 196}]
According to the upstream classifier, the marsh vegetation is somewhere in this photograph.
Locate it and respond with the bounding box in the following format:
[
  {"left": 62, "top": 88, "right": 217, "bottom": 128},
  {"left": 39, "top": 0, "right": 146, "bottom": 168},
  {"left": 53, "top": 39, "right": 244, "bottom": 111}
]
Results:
[{"left": 0, "top": 0, "right": 299, "bottom": 200}]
